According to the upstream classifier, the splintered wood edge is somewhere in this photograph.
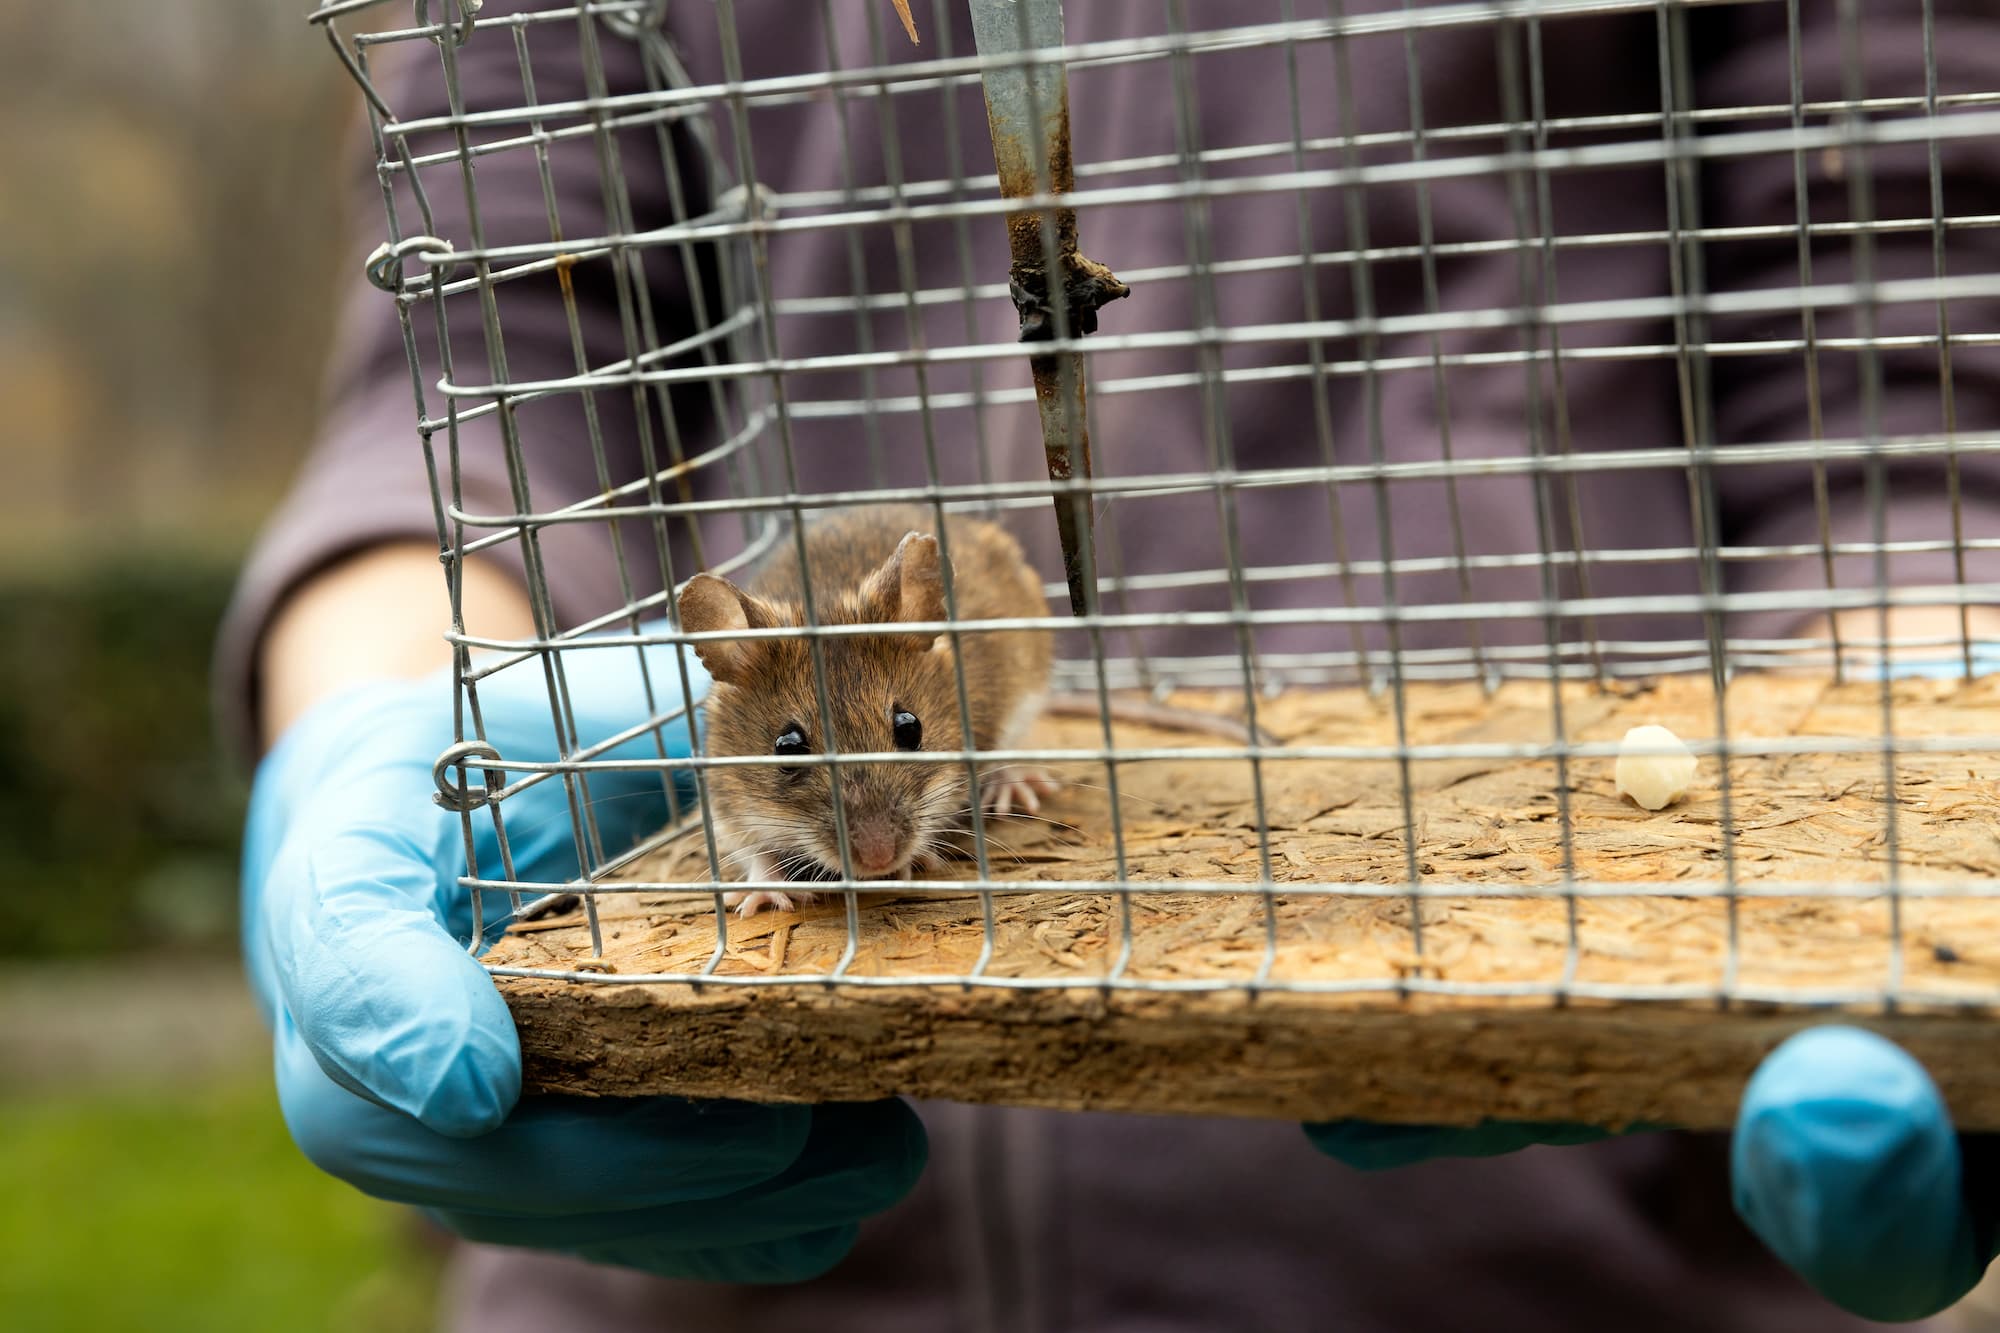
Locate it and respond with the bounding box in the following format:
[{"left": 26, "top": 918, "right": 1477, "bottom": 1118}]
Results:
[
  {"left": 502, "top": 979, "right": 2000, "bottom": 1131},
  {"left": 490, "top": 674, "right": 2000, "bottom": 1129}
]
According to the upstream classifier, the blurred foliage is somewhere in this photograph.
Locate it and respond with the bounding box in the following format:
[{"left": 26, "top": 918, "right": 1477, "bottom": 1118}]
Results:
[
  {"left": 0, "top": 557, "right": 243, "bottom": 958},
  {"left": 0, "top": 1073, "right": 442, "bottom": 1332},
  {"left": 0, "top": 0, "right": 362, "bottom": 957}
]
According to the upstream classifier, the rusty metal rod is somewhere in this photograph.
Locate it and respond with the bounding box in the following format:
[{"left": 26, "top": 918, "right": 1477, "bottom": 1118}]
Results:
[{"left": 967, "top": 0, "right": 1129, "bottom": 615}]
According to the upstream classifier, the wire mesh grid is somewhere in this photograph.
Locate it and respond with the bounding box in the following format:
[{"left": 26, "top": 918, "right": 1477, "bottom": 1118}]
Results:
[{"left": 310, "top": 0, "right": 2000, "bottom": 1011}]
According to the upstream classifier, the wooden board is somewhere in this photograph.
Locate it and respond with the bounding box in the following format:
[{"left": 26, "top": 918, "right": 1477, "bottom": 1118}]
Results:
[{"left": 487, "top": 672, "right": 2000, "bottom": 1128}]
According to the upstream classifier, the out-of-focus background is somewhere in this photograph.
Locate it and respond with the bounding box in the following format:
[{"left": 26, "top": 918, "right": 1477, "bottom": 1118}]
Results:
[
  {"left": 8, "top": 2, "right": 2000, "bottom": 1329},
  {"left": 0, "top": 2, "right": 444, "bottom": 1325}
]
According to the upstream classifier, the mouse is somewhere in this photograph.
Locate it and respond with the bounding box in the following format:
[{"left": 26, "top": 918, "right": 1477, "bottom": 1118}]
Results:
[{"left": 677, "top": 504, "right": 1056, "bottom": 916}]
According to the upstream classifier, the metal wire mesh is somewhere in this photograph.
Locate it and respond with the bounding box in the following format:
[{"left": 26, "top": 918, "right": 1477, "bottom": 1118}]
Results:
[{"left": 311, "top": 0, "right": 2000, "bottom": 1008}]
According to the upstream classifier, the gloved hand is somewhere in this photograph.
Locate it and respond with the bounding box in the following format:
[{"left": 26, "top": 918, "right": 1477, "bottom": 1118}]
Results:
[
  {"left": 242, "top": 631, "right": 926, "bottom": 1282},
  {"left": 1729, "top": 648, "right": 2000, "bottom": 1319},
  {"left": 1732, "top": 1026, "right": 1993, "bottom": 1320},
  {"left": 1310, "top": 650, "right": 2000, "bottom": 1320}
]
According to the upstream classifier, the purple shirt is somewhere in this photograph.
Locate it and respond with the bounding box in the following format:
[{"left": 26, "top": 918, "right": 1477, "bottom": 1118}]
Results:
[{"left": 221, "top": 2, "right": 1999, "bottom": 1327}]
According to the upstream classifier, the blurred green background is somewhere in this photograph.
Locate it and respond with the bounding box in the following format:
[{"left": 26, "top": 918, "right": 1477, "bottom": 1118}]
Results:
[{"left": 0, "top": 2, "right": 445, "bottom": 1326}]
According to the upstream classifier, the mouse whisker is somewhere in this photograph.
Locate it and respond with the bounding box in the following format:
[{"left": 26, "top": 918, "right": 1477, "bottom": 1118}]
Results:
[
  {"left": 981, "top": 805, "right": 1079, "bottom": 824},
  {"left": 944, "top": 798, "right": 1084, "bottom": 835},
  {"left": 772, "top": 852, "right": 825, "bottom": 882},
  {"left": 965, "top": 834, "right": 1031, "bottom": 868},
  {"left": 970, "top": 823, "right": 1079, "bottom": 860},
  {"left": 1028, "top": 778, "right": 1175, "bottom": 817}
]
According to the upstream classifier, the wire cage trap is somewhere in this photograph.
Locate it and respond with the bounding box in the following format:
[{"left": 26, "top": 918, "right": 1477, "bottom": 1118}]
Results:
[{"left": 312, "top": 0, "right": 2000, "bottom": 1129}]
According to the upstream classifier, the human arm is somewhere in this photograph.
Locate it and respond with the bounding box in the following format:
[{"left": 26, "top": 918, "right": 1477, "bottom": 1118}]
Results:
[{"left": 258, "top": 543, "right": 530, "bottom": 743}]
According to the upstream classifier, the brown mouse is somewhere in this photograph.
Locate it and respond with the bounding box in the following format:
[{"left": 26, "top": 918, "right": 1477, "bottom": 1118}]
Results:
[{"left": 677, "top": 504, "right": 1055, "bottom": 916}]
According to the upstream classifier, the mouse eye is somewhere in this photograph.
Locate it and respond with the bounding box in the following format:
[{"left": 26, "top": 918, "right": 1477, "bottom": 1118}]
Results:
[
  {"left": 891, "top": 708, "right": 922, "bottom": 751},
  {"left": 773, "top": 724, "right": 809, "bottom": 777}
]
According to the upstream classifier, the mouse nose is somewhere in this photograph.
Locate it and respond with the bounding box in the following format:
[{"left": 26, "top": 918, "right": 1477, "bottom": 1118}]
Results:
[{"left": 848, "top": 821, "right": 899, "bottom": 877}]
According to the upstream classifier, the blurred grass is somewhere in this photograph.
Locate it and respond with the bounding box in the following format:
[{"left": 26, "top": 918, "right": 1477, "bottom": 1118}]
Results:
[{"left": 0, "top": 1072, "right": 441, "bottom": 1333}]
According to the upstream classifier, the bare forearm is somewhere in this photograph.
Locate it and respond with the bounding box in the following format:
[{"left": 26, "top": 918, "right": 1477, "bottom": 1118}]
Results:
[
  {"left": 258, "top": 544, "right": 535, "bottom": 747},
  {"left": 1815, "top": 605, "right": 2000, "bottom": 653}
]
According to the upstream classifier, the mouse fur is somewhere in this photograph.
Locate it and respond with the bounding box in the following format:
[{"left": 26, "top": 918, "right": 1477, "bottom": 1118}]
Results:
[{"left": 677, "top": 505, "right": 1053, "bottom": 913}]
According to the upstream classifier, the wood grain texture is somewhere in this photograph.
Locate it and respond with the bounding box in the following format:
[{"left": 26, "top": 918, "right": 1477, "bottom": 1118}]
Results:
[{"left": 487, "top": 673, "right": 2000, "bottom": 1128}]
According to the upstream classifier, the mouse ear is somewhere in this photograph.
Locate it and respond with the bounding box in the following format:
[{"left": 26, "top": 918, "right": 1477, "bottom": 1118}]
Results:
[
  {"left": 860, "top": 531, "right": 947, "bottom": 647},
  {"left": 677, "top": 573, "right": 781, "bottom": 685}
]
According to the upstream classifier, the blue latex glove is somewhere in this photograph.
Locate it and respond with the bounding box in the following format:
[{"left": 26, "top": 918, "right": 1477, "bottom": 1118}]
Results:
[
  {"left": 1733, "top": 1026, "right": 1994, "bottom": 1320},
  {"left": 1311, "top": 650, "right": 2000, "bottom": 1319},
  {"left": 242, "top": 631, "right": 926, "bottom": 1282}
]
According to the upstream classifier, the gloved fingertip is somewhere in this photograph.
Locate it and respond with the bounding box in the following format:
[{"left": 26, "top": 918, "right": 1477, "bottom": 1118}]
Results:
[
  {"left": 294, "top": 1009, "right": 520, "bottom": 1140},
  {"left": 671, "top": 1097, "right": 818, "bottom": 1178},
  {"left": 1733, "top": 1026, "right": 1981, "bottom": 1321},
  {"left": 870, "top": 1099, "right": 930, "bottom": 1203},
  {"left": 1305, "top": 1118, "right": 1619, "bottom": 1171},
  {"left": 575, "top": 1223, "right": 862, "bottom": 1285},
  {"left": 796, "top": 1100, "right": 930, "bottom": 1214},
  {"left": 726, "top": 1223, "right": 863, "bottom": 1284},
  {"left": 1305, "top": 1121, "right": 1457, "bottom": 1171},
  {"left": 403, "top": 1018, "right": 522, "bottom": 1138},
  {"left": 287, "top": 908, "right": 524, "bottom": 1137}
]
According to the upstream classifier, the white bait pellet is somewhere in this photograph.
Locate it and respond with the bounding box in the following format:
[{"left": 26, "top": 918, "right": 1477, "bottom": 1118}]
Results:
[{"left": 1614, "top": 724, "right": 1698, "bottom": 810}]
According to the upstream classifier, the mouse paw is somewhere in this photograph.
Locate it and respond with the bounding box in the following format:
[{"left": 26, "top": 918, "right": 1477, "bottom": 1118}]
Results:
[
  {"left": 723, "top": 889, "right": 818, "bottom": 918},
  {"left": 981, "top": 765, "right": 1059, "bottom": 818},
  {"left": 725, "top": 854, "right": 811, "bottom": 917}
]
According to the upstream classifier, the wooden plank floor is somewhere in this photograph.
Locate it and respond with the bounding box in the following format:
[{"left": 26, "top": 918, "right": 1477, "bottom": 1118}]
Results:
[{"left": 487, "top": 672, "right": 2000, "bottom": 1128}]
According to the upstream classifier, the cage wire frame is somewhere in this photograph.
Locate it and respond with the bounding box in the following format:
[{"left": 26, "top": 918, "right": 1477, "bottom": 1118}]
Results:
[{"left": 310, "top": 0, "right": 2000, "bottom": 1012}]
